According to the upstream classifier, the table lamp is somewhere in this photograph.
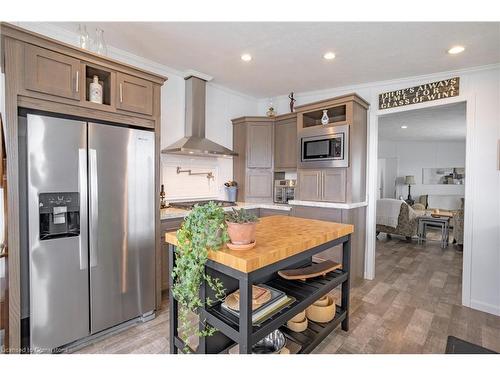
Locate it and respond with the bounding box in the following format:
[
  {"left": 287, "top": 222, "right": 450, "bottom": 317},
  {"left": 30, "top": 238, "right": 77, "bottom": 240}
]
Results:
[{"left": 404, "top": 175, "right": 416, "bottom": 205}]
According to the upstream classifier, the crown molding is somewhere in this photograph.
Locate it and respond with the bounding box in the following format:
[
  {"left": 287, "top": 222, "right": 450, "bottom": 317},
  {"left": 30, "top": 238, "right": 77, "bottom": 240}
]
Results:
[{"left": 259, "top": 63, "right": 500, "bottom": 104}]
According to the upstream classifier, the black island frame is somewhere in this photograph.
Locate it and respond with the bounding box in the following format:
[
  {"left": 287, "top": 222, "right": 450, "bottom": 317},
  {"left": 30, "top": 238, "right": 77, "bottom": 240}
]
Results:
[{"left": 168, "top": 233, "right": 351, "bottom": 354}]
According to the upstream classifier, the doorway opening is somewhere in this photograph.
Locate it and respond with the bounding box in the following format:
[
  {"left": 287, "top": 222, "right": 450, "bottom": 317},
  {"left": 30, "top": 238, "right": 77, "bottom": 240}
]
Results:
[{"left": 374, "top": 101, "right": 467, "bottom": 306}]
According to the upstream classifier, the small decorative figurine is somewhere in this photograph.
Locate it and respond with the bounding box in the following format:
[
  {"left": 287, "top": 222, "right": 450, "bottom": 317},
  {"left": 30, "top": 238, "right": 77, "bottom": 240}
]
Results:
[
  {"left": 266, "top": 98, "right": 276, "bottom": 117},
  {"left": 288, "top": 92, "right": 296, "bottom": 113}
]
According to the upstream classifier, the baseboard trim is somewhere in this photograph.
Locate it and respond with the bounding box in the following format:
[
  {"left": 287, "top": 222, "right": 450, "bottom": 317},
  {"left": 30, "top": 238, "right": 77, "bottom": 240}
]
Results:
[{"left": 470, "top": 299, "right": 500, "bottom": 316}]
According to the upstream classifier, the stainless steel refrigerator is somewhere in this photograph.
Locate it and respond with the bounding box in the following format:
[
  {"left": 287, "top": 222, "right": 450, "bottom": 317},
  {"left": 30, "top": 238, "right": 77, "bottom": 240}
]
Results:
[{"left": 26, "top": 114, "right": 155, "bottom": 351}]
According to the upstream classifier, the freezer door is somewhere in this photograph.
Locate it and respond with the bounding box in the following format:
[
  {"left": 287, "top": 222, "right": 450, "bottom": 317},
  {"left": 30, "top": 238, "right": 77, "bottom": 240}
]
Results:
[
  {"left": 27, "top": 114, "right": 89, "bottom": 351},
  {"left": 88, "top": 123, "right": 155, "bottom": 333}
]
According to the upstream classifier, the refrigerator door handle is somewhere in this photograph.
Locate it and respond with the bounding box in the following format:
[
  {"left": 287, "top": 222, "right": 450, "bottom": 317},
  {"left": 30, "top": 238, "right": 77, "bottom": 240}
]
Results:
[
  {"left": 78, "top": 148, "right": 88, "bottom": 270},
  {"left": 89, "top": 148, "right": 99, "bottom": 268}
]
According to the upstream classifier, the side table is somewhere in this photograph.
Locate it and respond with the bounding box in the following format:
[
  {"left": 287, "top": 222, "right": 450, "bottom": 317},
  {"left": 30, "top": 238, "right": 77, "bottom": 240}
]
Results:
[{"left": 418, "top": 216, "right": 450, "bottom": 248}]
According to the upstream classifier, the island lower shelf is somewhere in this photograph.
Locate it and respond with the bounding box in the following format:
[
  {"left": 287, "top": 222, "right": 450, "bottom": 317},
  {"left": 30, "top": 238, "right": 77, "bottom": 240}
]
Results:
[{"left": 204, "top": 269, "right": 348, "bottom": 346}]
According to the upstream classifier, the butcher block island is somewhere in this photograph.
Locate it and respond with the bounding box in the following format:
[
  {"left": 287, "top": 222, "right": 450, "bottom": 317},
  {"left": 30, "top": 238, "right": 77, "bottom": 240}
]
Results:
[{"left": 165, "top": 215, "right": 354, "bottom": 354}]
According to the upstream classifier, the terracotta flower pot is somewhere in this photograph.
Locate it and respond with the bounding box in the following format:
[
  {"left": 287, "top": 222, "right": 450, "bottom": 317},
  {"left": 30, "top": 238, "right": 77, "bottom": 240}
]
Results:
[{"left": 226, "top": 221, "right": 257, "bottom": 245}]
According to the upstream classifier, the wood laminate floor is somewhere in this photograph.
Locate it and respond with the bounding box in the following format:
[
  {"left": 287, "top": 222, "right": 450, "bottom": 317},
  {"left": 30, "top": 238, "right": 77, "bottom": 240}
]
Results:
[{"left": 75, "top": 233, "right": 500, "bottom": 354}]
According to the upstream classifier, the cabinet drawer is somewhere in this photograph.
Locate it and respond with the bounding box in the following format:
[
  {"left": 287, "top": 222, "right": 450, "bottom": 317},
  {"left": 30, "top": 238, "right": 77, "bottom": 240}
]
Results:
[
  {"left": 116, "top": 72, "right": 153, "bottom": 115},
  {"left": 259, "top": 208, "right": 289, "bottom": 217},
  {"left": 24, "top": 44, "right": 81, "bottom": 101}
]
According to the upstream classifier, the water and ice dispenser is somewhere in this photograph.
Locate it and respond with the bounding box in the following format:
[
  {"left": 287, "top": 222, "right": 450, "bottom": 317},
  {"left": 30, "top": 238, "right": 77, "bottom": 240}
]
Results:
[{"left": 39, "top": 192, "right": 80, "bottom": 240}]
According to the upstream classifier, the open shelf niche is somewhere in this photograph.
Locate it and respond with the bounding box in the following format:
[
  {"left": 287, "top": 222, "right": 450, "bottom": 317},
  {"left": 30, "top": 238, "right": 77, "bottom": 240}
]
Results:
[
  {"left": 302, "top": 104, "right": 347, "bottom": 128},
  {"left": 85, "top": 64, "right": 112, "bottom": 106}
]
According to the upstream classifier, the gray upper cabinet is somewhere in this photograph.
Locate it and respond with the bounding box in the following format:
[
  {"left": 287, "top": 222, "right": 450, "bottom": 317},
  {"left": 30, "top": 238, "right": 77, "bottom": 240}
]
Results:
[
  {"left": 116, "top": 72, "right": 154, "bottom": 116},
  {"left": 297, "top": 169, "right": 322, "bottom": 201},
  {"left": 322, "top": 169, "right": 346, "bottom": 202},
  {"left": 24, "top": 45, "right": 81, "bottom": 101},
  {"left": 247, "top": 122, "right": 273, "bottom": 168},
  {"left": 232, "top": 117, "right": 274, "bottom": 202},
  {"left": 274, "top": 115, "right": 297, "bottom": 170}
]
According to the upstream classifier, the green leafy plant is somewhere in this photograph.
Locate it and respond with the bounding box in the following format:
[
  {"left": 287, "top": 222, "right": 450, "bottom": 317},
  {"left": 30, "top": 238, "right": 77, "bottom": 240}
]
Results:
[
  {"left": 225, "top": 207, "right": 259, "bottom": 224},
  {"left": 171, "top": 201, "right": 229, "bottom": 352}
]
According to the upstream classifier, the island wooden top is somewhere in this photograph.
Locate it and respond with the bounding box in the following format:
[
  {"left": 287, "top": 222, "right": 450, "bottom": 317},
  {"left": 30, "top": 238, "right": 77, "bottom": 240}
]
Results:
[{"left": 164, "top": 215, "right": 354, "bottom": 273}]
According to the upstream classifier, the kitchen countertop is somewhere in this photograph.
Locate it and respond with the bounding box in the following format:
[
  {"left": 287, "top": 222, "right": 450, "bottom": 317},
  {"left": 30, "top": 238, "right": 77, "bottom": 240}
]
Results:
[
  {"left": 165, "top": 215, "right": 354, "bottom": 273},
  {"left": 288, "top": 200, "right": 368, "bottom": 210},
  {"left": 160, "top": 201, "right": 292, "bottom": 220}
]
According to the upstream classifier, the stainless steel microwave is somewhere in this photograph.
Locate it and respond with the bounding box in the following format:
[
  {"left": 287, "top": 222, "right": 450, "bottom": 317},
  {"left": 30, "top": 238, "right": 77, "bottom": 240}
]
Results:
[{"left": 299, "top": 124, "right": 349, "bottom": 168}]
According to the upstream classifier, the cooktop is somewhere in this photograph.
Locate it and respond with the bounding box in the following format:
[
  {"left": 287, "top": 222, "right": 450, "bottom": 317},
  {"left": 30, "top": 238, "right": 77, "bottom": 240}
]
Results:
[{"left": 168, "top": 200, "right": 237, "bottom": 210}]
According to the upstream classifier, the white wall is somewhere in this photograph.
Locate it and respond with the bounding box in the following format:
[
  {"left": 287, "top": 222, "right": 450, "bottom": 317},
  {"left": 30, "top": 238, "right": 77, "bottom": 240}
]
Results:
[
  {"left": 378, "top": 140, "right": 466, "bottom": 200},
  {"left": 159, "top": 77, "right": 257, "bottom": 201},
  {"left": 258, "top": 65, "right": 500, "bottom": 316},
  {"left": 13, "top": 22, "right": 258, "bottom": 201}
]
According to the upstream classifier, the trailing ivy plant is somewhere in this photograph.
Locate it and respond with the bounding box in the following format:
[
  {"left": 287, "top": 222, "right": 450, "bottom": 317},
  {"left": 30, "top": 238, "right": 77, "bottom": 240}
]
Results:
[{"left": 171, "top": 201, "right": 229, "bottom": 352}]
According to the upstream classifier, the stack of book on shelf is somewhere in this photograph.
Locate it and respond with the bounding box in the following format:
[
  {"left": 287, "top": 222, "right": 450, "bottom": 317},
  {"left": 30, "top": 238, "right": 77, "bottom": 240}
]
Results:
[{"left": 221, "top": 284, "right": 295, "bottom": 326}]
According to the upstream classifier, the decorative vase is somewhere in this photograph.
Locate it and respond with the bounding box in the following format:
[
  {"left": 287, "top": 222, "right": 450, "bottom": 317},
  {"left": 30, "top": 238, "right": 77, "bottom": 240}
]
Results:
[
  {"left": 226, "top": 221, "right": 256, "bottom": 245},
  {"left": 89, "top": 75, "right": 103, "bottom": 104},
  {"left": 77, "top": 24, "right": 90, "bottom": 50},
  {"left": 94, "top": 28, "right": 107, "bottom": 56},
  {"left": 321, "top": 110, "right": 329, "bottom": 125}
]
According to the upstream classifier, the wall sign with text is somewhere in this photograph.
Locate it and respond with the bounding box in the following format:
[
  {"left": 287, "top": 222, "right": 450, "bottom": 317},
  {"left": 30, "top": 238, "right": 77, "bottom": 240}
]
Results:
[{"left": 379, "top": 77, "right": 460, "bottom": 110}]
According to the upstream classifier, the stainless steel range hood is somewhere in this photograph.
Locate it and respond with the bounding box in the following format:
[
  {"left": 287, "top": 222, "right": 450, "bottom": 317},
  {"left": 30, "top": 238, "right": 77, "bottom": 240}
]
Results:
[{"left": 162, "top": 76, "right": 238, "bottom": 157}]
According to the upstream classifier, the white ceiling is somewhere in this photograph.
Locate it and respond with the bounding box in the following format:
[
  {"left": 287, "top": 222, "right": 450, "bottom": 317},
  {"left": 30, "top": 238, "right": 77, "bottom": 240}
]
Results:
[
  {"left": 54, "top": 22, "right": 500, "bottom": 98},
  {"left": 378, "top": 102, "right": 466, "bottom": 142}
]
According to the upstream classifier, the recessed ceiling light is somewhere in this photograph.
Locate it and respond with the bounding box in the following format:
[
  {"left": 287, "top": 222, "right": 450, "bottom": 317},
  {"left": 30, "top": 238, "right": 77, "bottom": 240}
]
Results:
[
  {"left": 401, "top": 125, "right": 408, "bottom": 129},
  {"left": 241, "top": 53, "right": 252, "bottom": 62},
  {"left": 448, "top": 46, "right": 465, "bottom": 55},
  {"left": 323, "top": 52, "right": 336, "bottom": 60}
]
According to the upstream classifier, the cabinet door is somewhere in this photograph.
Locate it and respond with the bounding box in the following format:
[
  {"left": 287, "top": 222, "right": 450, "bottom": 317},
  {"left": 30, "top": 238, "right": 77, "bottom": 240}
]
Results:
[
  {"left": 24, "top": 45, "right": 81, "bottom": 100},
  {"left": 247, "top": 123, "right": 273, "bottom": 168},
  {"left": 116, "top": 72, "right": 153, "bottom": 115},
  {"left": 246, "top": 169, "right": 273, "bottom": 199},
  {"left": 274, "top": 118, "right": 297, "bottom": 170},
  {"left": 297, "top": 169, "right": 322, "bottom": 201},
  {"left": 322, "top": 169, "right": 346, "bottom": 202}
]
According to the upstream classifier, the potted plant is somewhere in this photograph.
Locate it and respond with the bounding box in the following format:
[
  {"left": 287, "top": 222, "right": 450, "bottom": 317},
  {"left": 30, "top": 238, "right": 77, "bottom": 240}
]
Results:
[
  {"left": 171, "top": 201, "right": 228, "bottom": 352},
  {"left": 225, "top": 208, "right": 259, "bottom": 246}
]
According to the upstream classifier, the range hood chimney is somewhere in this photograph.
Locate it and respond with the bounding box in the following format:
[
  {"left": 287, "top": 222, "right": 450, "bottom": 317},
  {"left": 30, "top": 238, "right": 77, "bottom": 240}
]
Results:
[{"left": 162, "top": 76, "right": 238, "bottom": 157}]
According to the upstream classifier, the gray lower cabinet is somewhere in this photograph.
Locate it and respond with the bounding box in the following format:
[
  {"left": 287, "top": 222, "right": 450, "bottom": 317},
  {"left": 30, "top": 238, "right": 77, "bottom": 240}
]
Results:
[
  {"left": 322, "top": 169, "right": 346, "bottom": 202},
  {"left": 246, "top": 169, "right": 273, "bottom": 200},
  {"left": 292, "top": 205, "right": 365, "bottom": 285},
  {"left": 298, "top": 168, "right": 346, "bottom": 203},
  {"left": 160, "top": 218, "right": 184, "bottom": 291},
  {"left": 259, "top": 208, "right": 290, "bottom": 217},
  {"left": 297, "top": 169, "right": 322, "bottom": 201}
]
